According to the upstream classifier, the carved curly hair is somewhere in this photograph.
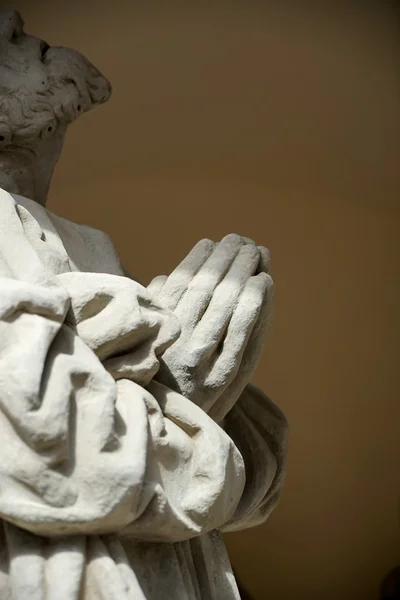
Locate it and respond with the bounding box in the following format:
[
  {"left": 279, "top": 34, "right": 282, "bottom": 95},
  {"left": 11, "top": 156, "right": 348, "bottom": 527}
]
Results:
[{"left": 0, "top": 28, "right": 111, "bottom": 148}]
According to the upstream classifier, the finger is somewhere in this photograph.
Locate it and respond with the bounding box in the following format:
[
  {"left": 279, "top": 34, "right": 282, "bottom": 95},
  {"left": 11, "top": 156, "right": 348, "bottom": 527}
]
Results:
[
  {"left": 174, "top": 233, "right": 245, "bottom": 334},
  {"left": 204, "top": 272, "right": 271, "bottom": 406},
  {"left": 257, "top": 246, "right": 271, "bottom": 274},
  {"left": 147, "top": 275, "right": 168, "bottom": 296},
  {"left": 209, "top": 274, "right": 274, "bottom": 423},
  {"left": 241, "top": 236, "right": 256, "bottom": 245},
  {"left": 234, "top": 272, "right": 274, "bottom": 375},
  {"left": 235, "top": 237, "right": 270, "bottom": 274},
  {"left": 228, "top": 272, "right": 274, "bottom": 374},
  {"left": 158, "top": 238, "right": 215, "bottom": 311},
  {"left": 187, "top": 243, "right": 260, "bottom": 354}
]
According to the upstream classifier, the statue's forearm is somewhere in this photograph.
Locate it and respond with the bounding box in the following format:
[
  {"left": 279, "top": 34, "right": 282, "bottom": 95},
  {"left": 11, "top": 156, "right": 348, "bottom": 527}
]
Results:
[
  {"left": 0, "top": 191, "right": 247, "bottom": 541},
  {"left": 221, "top": 383, "right": 288, "bottom": 532}
]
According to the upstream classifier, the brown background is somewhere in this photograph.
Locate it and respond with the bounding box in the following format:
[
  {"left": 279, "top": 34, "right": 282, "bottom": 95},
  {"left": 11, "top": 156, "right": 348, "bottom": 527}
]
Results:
[{"left": 6, "top": 1, "right": 400, "bottom": 598}]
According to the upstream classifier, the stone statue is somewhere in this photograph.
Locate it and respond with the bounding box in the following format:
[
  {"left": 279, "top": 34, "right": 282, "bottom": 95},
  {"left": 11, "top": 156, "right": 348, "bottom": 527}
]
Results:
[{"left": 0, "top": 11, "right": 288, "bottom": 599}]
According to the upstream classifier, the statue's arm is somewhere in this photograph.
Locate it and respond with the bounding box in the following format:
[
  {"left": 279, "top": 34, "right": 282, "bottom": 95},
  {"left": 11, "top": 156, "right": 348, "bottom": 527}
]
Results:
[
  {"left": 0, "top": 192, "right": 245, "bottom": 542},
  {"left": 145, "top": 236, "right": 288, "bottom": 529},
  {"left": 221, "top": 383, "right": 288, "bottom": 532}
]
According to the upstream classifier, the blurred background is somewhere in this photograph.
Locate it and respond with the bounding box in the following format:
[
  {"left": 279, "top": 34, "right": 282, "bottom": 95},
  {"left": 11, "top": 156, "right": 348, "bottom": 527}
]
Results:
[{"left": 4, "top": 0, "right": 399, "bottom": 598}]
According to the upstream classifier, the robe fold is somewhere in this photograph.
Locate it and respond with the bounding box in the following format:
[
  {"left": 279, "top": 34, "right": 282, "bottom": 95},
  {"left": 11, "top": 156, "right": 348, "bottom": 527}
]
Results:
[{"left": 0, "top": 188, "right": 287, "bottom": 599}]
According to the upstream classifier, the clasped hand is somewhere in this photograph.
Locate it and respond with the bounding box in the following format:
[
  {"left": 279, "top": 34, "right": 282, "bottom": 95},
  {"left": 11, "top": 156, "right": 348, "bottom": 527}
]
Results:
[{"left": 148, "top": 234, "right": 273, "bottom": 423}]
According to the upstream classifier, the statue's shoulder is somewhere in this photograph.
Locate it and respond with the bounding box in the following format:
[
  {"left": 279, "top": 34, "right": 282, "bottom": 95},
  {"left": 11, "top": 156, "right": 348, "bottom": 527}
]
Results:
[
  {"left": 49, "top": 210, "right": 110, "bottom": 247},
  {"left": 0, "top": 188, "right": 124, "bottom": 277},
  {"left": 47, "top": 211, "right": 124, "bottom": 276}
]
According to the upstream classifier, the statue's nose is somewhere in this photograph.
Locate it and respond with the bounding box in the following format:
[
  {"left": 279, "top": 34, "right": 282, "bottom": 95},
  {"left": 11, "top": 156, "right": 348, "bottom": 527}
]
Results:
[{"left": 0, "top": 10, "right": 24, "bottom": 37}]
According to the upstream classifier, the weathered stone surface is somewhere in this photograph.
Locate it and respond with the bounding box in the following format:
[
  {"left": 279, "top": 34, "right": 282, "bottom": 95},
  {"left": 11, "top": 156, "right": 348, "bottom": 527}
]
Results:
[{"left": 0, "top": 11, "right": 288, "bottom": 599}]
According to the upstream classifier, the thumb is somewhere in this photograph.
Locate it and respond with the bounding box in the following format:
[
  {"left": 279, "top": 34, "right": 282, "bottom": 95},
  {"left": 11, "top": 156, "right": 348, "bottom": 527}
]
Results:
[{"left": 147, "top": 274, "right": 168, "bottom": 296}]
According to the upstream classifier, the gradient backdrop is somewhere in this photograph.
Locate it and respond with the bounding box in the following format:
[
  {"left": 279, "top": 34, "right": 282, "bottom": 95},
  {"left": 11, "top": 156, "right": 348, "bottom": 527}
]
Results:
[{"left": 3, "top": 1, "right": 399, "bottom": 598}]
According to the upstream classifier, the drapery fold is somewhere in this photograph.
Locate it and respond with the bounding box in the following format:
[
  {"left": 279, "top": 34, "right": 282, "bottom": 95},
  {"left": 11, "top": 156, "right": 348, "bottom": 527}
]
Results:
[
  {"left": 0, "top": 187, "right": 288, "bottom": 599},
  {"left": 0, "top": 188, "right": 245, "bottom": 541}
]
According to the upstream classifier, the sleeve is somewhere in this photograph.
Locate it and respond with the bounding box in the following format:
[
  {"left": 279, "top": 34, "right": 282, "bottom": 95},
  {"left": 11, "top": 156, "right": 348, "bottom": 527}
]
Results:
[
  {"left": 0, "top": 190, "right": 245, "bottom": 542},
  {"left": 221, "top": 383, "right": 288, "bottom": 532}
]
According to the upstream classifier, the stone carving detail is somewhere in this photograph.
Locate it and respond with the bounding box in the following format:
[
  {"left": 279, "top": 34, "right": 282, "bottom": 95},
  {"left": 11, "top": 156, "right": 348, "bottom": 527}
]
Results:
[{"left": 0, "top": 11, "right": 288, "bottom": 599}]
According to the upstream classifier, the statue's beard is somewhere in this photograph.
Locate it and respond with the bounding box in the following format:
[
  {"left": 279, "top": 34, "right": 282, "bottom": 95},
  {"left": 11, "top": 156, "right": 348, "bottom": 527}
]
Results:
[
  {"left": 45, "top": 47, "right": 111, "bottom": 124},
  {"left": 0, "top": 46, "right": 111, "bottom": 149}
]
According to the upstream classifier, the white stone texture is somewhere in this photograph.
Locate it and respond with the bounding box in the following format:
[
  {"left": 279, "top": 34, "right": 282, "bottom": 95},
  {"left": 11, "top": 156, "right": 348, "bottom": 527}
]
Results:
[{"left": 0, "top": 11, "right": 288, "bottom": 599}]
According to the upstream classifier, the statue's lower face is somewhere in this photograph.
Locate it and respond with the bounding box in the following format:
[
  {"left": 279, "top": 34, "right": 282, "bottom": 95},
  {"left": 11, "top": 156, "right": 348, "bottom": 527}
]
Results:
[{"left": 0, "top": 10, "right": 111, "bottom": 149}]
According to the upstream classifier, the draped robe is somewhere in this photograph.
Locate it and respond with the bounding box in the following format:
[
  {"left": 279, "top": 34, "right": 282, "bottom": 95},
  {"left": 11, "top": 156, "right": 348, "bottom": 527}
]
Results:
[{"left": 0, "top": 188, "right": 287, "bottom": 599}]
